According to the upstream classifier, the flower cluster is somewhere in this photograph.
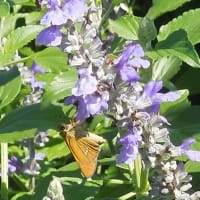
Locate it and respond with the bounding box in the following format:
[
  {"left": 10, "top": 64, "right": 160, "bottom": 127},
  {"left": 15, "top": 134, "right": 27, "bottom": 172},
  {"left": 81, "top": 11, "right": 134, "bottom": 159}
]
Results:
[
  {"left": 1, "top": 53, "right": 48, "bottom": 176},
  {"left": 36, "top": 0, "right": 200, "bottom": 199}
]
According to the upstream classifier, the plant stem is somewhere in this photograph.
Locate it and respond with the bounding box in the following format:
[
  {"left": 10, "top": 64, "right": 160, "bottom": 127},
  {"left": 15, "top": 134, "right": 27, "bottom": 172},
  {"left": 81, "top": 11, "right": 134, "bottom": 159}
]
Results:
[
  {"left": 99, "top": 1, "right": 115, "bottom": 29},
  {"left": 1, "top": 142, "right": 8, "bottom": 200},
  {"left": 27, "top": 139, "right": 36, "bottom": 191},
  {"left": 134, "top": 155, "right": 142, "bottom": 191},
  {"left": 133, "top": 155, "right": 150, "bottom": 198}
]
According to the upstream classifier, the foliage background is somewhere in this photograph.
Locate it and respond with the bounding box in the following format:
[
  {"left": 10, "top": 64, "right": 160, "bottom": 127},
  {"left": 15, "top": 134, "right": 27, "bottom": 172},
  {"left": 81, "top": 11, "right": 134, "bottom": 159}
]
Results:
[{"left": 1, "top": 0, "right": 200, "bottom": 199}]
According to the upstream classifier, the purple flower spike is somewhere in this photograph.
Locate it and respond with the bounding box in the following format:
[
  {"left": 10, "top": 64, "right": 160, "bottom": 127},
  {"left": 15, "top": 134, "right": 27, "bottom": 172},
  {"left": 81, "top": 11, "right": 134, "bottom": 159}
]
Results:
[
  {"left": 65, "top": 92, "right": 109, "bottom": 122},
  {"left": 117, "top": 127, "right": 142, "bottom": 164},
  {"left": 143, "top": 81, "right": 180, "bottom": 113},
  {"left": 62, "top": 0, "right": 88, "bottom": 22},
  {"left": 41, "top": 0, "right": 66, "bottom": 25},
  {"left": 31, "top": 62, "right": 46, "bottom": 74},
  {"left": 72, "top": 68, "right": 98, "bottom": 96},
  {"left": 8, "top": 156, "right": 23, "bottom": 175},
  {"left": 118, "top": 66, "right": 140, "bottom": 83},
  {"left": 144, "top": 81, "right": 163, "bottom": 97},
  {"left": 85, "top": 93, "right": 109, "bottom": 115},
  {"left": 36, "top": 26, "right": 62, "bottom": 47},
  {"left": 30, "top": 76, "right": 45, "bottom": 89},
  {"left": 180, "top": 138, "right": 200, "bottom": 162},
  {"left": 116, "top": 42, "right": 150, "bottom": 83},
  {"left": 0, "top": 156, "right": 23, "bottom": 176},
  {"left": 35, "top": 152, "right": 45, "bottom": 160}
]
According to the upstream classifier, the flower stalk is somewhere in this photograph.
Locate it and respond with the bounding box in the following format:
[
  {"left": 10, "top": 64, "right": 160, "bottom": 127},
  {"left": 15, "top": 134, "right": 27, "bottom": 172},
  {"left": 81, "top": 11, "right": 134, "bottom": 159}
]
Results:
[
  {"left": 1, "top": 142, "right": 8, "bottom": 200},
  {"left": 132, "top": 155, "right": 149, "bottom": 198}
]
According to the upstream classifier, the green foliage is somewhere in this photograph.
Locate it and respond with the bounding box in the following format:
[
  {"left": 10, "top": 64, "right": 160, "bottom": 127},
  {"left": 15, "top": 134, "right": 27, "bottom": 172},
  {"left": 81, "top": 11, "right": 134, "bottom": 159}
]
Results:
[
  {"left": 0, "top": 67, "right": 21, "bottom": 109},
  {"left": 0, "top": 2, "right": 10, "bottom": 17},
  {"left": 1, "top": 1, "right": 200, "bottom": 200},
  {"left": 155, "top": 30, "right": 200, "bottom": 68},
  {"left": 108, "top": 15, "right": 141, "bottom": 40},
  {"left": 0, "top": 103, "right": 67, "bottom": 142},
  {"left": 146, "top": 0, "right": 191, "bottom": 20},
  {"left": 158, "top": 8, "right": 200, "bottom": 45},
  {"left": 4, "top": 25, "right": 44, "bottom": 54},
  {"left": 42, "top": 69, "right": 77, "bottom": 105},
  {"left": 32, "top": 47, "right": 68, "bottom": 73},
  {"left": 152, "top": 56, "right": 181, "bottom": 81}
]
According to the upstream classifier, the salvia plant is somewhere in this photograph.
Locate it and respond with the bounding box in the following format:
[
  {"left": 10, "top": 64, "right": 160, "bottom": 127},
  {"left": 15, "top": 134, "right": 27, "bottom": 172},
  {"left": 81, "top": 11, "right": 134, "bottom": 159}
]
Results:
[{"left": 0, "top": 0, "right": 200, "bottom": 199}]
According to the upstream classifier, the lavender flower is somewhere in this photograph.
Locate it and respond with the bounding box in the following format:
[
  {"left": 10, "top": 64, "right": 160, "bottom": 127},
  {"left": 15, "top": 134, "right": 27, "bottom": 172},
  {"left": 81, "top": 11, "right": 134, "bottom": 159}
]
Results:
[
  {"left": 65, "top": 68, "right": 109, "bottom": 121},
  {"left": 180, "top": 138, "right": 200, "bottom": 161},
  {"left": 31, "top": 62, "right": 46, "bottom": 74},
  {"left": 65, "top": 91, "right": 109, "bottom": 122},
  {"left": 34, "top": 131, "right": 49, "bottom": 147},
  {"left": 72, "top": 68, "right": 98, "bottom": 96},
  {"left": 142, "top": 80, "right": 180, "bottom": 112},
  {"left": 23, "top": 152, "right": 45, "bottom": 175},
  {"left": 117, "top": 126, "right": 142, "bottom": 164},
  {"left": 40, "top": 0, "right": 66, "bottom": 25},
  {"left": 36, "top": 25, "right": 62, "bottom": 47},
  {"left": 7, "top": 156, "right": 23, "bottom": 175},
  {"left": 116, "top": 42, "right": 150, "bottom": 83},
  {"left": 62, "top": 0, "right": 88, "bottom": 22}
]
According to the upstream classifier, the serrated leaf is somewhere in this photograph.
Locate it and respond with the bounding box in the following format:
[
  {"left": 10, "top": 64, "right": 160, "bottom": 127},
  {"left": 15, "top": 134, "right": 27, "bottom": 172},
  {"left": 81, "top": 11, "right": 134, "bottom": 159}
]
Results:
[
  {"left": 155, "top": 30, "right": 200, "bottom": 68},
  {"left": 152, "top": 56, "right": 181, "bottom": 81},
  {"left": 0, "top": 67, "right": 21, "bottom": 109},
  {"left": 32, "top": 47, "right": 68, "bottom": 73},
  {"left": 158, "top": 8, "right": 200, "bottom": 45},
  {"left": 0, "top": 103, "right": 67, "bottom": 142},
  {"left": 4, "top": 25, "right": 45, "bottom": 53},
  {"left": 0, "top": 2, "right": 10, "bottom": 17},
  {"left": 108, "top": 15, "right": 141, "bottom": 40},
  {"left": 42, "top": 69, "right": 77, "bottom": 105},
  {"left": 146, "top": 0, "right": 191, "bottom": 20}
]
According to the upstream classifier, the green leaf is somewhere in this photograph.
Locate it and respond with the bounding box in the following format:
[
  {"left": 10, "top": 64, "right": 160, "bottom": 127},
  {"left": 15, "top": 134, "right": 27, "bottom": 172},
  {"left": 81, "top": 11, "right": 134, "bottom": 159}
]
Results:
[
  {"left": 170, "top": 106, "right": 200, "bottom": 145},
  {"left": 0, "top": 103, "right": 67, "bottom": 142},
  {"left": 155, "top": 30, "right": 200, "bottom": 68},
  {"left": 185, "top": 161, "right": 200, "bottom": 173},
  {"left": 0, "top": 2, "right": 10, "bottom": 17},
  {"left": 40, "top": 136, "right": 69, "bottom": 161},
  {"left": 160, "top": 89, "right": 190, "bottom": 121},
  {"left": 13, "top": 0, "right": 35, "bottom": 6},
  {"left": 0, "top": 52, "right": 15, "bottom": 67},
  {"left": 175, "top": 68, "right": 200, "bottom": 95},
  {"left": 138, "top": 17, "right": 157, "bottom": 44},
  {"left": 152, "top": 56, "right": 181, "bottom": 81},
  {"left": 25, "top": 11, "right": 44, "bottom": 25},
  {"left": 42, "top": 69, "right": 77, "bottom": 105},
  {"left": 4, "top": 25, "right": 45, "bottom": 53},
  {"left": 108, "top": 15, "right": 141, "bottom": 40},
  {"left": 32, "top": 47, "right": 68, "bottom": 73},
  {"left": 146, "top": 0, "right": 191, "bottom": 20},
  {"left": 158, "top": 8, "right": 200, "bottom": 45},
  {"left": 0, "top": 67, "right": 21, "bottom": 109},
  {"left": 0, "top": 13, "right": 25, "bottom": 38}
]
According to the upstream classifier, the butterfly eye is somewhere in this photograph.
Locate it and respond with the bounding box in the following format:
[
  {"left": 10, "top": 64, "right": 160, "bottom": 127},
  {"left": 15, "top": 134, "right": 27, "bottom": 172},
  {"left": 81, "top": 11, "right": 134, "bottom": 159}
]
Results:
[{"left": 58, "top": 124, "right": 67, "bottom": 137}]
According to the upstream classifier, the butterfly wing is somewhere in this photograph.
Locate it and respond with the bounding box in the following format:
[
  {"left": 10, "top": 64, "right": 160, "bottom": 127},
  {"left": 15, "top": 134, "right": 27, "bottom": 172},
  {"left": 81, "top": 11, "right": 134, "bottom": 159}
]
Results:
[{"left": 65, "top": 133, "right": 100, "bottom": 178}]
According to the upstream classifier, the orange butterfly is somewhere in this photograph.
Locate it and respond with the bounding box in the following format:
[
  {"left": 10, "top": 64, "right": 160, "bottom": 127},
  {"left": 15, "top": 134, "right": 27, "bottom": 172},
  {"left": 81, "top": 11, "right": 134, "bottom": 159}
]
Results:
[{"left": 59, "top": 121, "right": 105, "bottom": 178}]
